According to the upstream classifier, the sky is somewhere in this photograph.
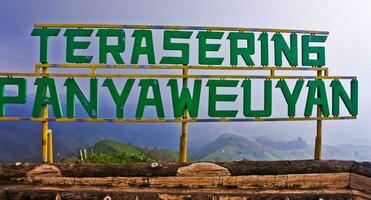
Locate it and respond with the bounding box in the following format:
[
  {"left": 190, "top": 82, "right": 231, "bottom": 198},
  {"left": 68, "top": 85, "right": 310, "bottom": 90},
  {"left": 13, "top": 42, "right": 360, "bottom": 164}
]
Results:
[{"left": 0, "top": 0, "right": 370, "bottom": 146}]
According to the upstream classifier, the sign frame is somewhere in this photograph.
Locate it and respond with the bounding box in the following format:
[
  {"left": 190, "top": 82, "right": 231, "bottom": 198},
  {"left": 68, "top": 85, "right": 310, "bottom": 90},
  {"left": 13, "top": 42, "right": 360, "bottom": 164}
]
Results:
[{"left": 0, "top": 23, "right": 357, "bottom": 163}]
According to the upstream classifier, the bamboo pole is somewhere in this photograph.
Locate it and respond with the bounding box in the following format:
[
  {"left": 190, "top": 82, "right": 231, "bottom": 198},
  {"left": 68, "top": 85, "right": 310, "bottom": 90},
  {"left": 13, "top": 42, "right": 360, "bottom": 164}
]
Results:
[
  {"left": 179, "top": 68, "right": 188, "bottom": 163},
  {"left": 47, "top": 129, "right": 53, "bottom": 163},
  {"left": 41, "top": 67, "right": 48, "bottom": 163},
  {"left": 314, "top": 70, "right": 323, "bottom": 160}
]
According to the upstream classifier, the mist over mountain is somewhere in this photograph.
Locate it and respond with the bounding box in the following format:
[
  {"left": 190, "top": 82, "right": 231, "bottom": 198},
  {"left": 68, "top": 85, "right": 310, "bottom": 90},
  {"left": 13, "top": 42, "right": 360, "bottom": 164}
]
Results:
[
  {"left": 1, "top": 91, "right": 370, "bottom": 162},
  {"left": 0, "top": 91, "right": 182, "bottom": 162},
  {"left": 189, "top": 134, "right": 280, "bottom": 161},
  {"left": 255, "top": 136, "right": 308, "bottom": 151},
  {"left": 189, "top": 134, "right": 371, "bottom": 162}
]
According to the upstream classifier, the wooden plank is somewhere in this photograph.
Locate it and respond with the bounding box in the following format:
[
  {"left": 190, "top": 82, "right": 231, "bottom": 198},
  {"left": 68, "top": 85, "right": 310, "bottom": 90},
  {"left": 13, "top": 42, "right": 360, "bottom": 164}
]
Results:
[
  {"left": 16, "top": 177, "right": 149, "bottom": 187},
  {"left": 112, "top": 177, "right": 148, "bottom": 187},
  {"left": 74, "top": 177, "right": 113, "bottom": 186},
  {"left": 256, "top": 189, "right": 352, "bottom": 199},
  {"left": 221, "top": 173, "right": 349, "bottom": 190},
  {"left": 148, "top": 176, "right": 220, "bottom": 188},
  {"left": 352, "top": 190, "right": 371, "bottom": 199},
  {"left": 2, "top": 186, "right": 354, "bottom": 200},
  {"left": 350, "top": 173, "right": 371, "bottom": 194},
  {"left": 17, "top": 173, "right": 350, "bottom": 190},
  {"left": 289, "top": 173, "right": 350, "bottom": 189}
]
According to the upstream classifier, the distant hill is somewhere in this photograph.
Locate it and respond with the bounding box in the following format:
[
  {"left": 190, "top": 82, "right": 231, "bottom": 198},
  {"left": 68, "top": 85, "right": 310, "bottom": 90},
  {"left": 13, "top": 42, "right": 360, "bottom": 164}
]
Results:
[
  {"left": 0, "top": 90, "right": 217, "bottom": 163},
  {"left": 255, "top": 136, "right": 308, "bottom": 151},
  {"left": 82, "top": 140, "right": 178, "bottom": 163},
  {"left": 189, "top": 134, "right": 364, "bottom": 162},
  {"left": 1, "top": 91, "right": 371, "bottom": 162},
  {"left": 333, "top": 144, "right": 371, "bottom": 161},
  {"left": 254, "top": 135, "right": 355, "bottom": 160},
  {"left": 0, "top": 91, "right": 182, "bottom": 162},
  {"left": 189, "top": 134, "right": 282, "bottom": 161},
  {"left": 87, "top": 140, "right": 144, "bottom": 156}
]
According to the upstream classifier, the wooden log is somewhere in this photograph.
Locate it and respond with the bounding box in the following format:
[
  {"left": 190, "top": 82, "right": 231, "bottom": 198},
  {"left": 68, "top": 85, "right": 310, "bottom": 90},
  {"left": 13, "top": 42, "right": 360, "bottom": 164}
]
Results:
[
  {"left": 73, "top": 160, "right": 355, "bottom": 177},
  {"left": 351, "top": 161, "right": 371, "bottom": 178},
  {"left": 55, "top": 162, "right": 185, "bottom": 177},
  {"left": 112, "top": 177, "right": 148, "bottom": 187},
  {"left": 2, "top": 186, "right": 354, "bottom": 200},
  {"left": 352, "top": 190, "right": 371, "bottom": 199},
  {"left": 0, "top": 160, "right": 366, "bottom": 179},
  {"left": 0, "top": 163, "right": 37, "bottom": 180},
  {"left": 149, "top": 176, "right": 220, "bottom": 188},
  {"left": 218, "top": 160, "right": 354, "bottom": 176},
  {"left": 18, "top": 177, "right": 76, "bottom": 186},
  {"left": 15, "top": 173, "right": 350, "bottom": 190},
  {"left": 53, "top": 160, "right": 355, "bottom": 177},
  {"left": 350, "top": 173, "right": 371, "bottom": 194},
  {"left": 0, "top": 188, "right": 7, "bottom": 200}
]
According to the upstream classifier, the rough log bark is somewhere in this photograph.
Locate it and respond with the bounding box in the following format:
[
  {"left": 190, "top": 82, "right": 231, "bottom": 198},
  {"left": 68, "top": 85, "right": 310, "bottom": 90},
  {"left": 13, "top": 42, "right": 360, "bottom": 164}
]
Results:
[
  {"left": 0, "top": 188, "right": 6, "bottom": 200},
  {"left": 218, "top": 160, "right": 355, "bottom": 176},
  {"left": 1, "top": 160, "right": 361, "bottom": 179},
  {"left": 352, "top": 190, "right": 371, "bottom": 199},
  {"left": 0, "top": 163, "right": 37, "bottom": 180},
  {"left": 0, "top": 160, "right": 369, "bottom": 199},
  {"left": 16, "top": 173, "right": 350, "bottom": 190},
  {"left": 1, "top": 186, "right": 353, "bottom": 200},
  {"left": 351, "top": 161, "right": 371, "bottom": 177},
  {"left": 56, "top": 162, "right": 185, "bottom": 177},
  {"left": 350, "top": 173, "right": 371, "bottom": 194}
]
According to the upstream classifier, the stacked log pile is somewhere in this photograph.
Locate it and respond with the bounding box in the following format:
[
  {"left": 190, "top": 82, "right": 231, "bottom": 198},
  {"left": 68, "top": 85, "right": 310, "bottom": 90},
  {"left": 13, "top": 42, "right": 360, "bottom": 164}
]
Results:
[{"left": 0, "top": 160, "right": 370, "bottom": 200}]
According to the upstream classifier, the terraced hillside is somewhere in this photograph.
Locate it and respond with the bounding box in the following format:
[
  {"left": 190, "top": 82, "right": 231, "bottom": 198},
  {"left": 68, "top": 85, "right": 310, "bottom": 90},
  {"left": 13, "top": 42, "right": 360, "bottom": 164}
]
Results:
[{"left": 83, "top": 140, "right": 178, "bottom": 163}]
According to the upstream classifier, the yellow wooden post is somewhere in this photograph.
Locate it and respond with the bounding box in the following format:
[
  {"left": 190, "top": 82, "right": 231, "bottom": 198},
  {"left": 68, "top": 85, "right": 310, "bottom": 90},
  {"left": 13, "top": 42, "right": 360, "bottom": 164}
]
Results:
[
  {"left": 179, "top": 68, "right": 188, "bottom": 163},
  {"left": 314, "top": 70, "right": 322, "bottom": 160},
  {"left": 47, "top": 129, "right": 53, "bottom": 163},
  {"left": 41, "top": 67, "right": 48, "bottom": 163}
]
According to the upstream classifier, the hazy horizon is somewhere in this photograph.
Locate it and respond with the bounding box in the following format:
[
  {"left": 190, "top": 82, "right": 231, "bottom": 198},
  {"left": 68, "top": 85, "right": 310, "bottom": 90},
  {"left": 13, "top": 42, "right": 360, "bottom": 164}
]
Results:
[{"left": 0, "top": 0, "right": 370, "bottom": 149}]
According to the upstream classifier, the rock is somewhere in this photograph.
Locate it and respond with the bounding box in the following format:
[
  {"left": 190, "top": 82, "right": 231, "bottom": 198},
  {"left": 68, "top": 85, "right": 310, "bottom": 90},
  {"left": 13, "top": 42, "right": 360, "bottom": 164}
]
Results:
[
  {"left": 177, "top": 162, "right": 231, "bottom": 177},
  {"left": 27, "top": 164, "right": 61, "bottom": 177}
]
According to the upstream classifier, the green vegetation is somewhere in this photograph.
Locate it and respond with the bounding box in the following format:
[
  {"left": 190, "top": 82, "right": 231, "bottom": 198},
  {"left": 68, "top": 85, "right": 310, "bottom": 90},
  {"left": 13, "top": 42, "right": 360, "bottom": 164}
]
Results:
[
  {"left": 88, "top": 140, "right": 144, "bottom": 155},
  {"left": 86, "top": 152, "right": 154, "bottom": 164},
  {"left": 60, "top": 134, "right": 370, "bottom": 164},
  {"left": 78, "top": 140, "right": 177, "bottom": 164}
]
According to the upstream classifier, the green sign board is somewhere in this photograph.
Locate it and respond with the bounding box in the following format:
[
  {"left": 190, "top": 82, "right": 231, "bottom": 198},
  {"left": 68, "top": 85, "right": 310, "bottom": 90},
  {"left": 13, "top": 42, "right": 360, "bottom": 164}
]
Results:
[
  {"left": 0, "top": 23, "right": 358, "bottom": 162},
  {"left": 0, "top": 25, "right": 357, "bottom": 120}
]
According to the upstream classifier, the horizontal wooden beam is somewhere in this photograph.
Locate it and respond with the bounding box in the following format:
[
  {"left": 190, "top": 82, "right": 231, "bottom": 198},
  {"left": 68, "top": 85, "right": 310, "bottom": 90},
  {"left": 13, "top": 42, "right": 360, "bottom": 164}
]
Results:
[
  {"left": 0, "top": 116, "right": 357, "bottom": 123},
  {"left": 0, "top": 72, "right": 357, "bottom": 80},
  {"left": 35, "top": 64, "right": 329, "bottom": 71},
  {"left": 0, "top": 160, "right": 363, "bottom": 179},
  {"left": 1, "top": 160, "right": 369, "bottom": 199},
  {"left": 17, "top": 173, "right": 350, "bottom": 189},
  {"left": 350, "top": 173, "right": 371, "bottom": 194},
  {"left": 2, "top": 186, "right": 354, "bottom": 200},
  {"left": 34, "top": 24, "right": 329, "bottom": 35}
]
